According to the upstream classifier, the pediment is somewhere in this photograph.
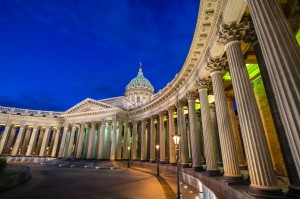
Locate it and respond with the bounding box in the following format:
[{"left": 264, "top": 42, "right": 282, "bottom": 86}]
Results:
[{"left": 64, "top": 98, "right": 115, "bottom": 114}]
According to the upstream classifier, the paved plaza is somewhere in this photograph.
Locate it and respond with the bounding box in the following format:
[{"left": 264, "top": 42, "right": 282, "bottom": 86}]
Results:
[{"left": 0, "top": 163, "right": 199, "bottom": 199}]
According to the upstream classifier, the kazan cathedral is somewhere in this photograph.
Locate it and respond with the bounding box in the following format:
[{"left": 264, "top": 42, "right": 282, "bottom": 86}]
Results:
[{"left": 1, "top": 0, "right": 300, "bottom": 198}]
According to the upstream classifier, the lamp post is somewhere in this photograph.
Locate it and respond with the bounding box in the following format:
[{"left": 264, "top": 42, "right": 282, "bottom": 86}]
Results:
[
  {"left": 156, "top": 145, "right": 160, "bottom": 176},
  {"left": 173, "top": 134, "right": 182, "bottom": 199},
  {"left": 127, "top": 146, "right": 131, "bottom": 168}
]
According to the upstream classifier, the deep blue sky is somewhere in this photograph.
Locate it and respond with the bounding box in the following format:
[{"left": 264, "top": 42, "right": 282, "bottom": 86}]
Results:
[{"left": 0, "top": 0, "right": 199, "bottom": 111}]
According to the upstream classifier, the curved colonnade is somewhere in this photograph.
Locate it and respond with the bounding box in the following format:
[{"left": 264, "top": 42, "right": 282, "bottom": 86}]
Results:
[{"left": 1, "top": 0, "right": 300, "bottom": 198}]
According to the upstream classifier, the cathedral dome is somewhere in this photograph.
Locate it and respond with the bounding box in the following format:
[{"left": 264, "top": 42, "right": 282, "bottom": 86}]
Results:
[
  {"left": 125, "top": 67, "right": 154, "bottom": 92},
  {"left": 125, "top": 64, "right": 154, "bottom": 103}
]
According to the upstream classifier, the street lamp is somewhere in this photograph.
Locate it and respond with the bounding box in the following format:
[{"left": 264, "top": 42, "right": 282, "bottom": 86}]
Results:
[
  {"left": 156, "top": 145, "right": 160, "bottom": 176},
  {"left": 127, "top": 146, "right": 131, "bottom": 168},
  {"left": 173, "top": 133, "right": 182, "bottom": 199}
]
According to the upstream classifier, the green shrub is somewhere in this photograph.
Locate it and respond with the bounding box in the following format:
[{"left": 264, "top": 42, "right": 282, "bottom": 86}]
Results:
[{"left": 0, "top": 158, "right": 7, "bottom": 174}]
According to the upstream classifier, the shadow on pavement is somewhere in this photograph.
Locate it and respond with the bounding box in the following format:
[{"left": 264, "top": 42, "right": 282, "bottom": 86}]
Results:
[{"left": 130, "top": 167, "right": 176, "bottom": 199}]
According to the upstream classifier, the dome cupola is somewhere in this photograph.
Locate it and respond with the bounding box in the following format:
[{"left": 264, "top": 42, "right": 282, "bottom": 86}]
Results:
[{"left": 125, "top": 63, "right": 154, "bottom": 103}]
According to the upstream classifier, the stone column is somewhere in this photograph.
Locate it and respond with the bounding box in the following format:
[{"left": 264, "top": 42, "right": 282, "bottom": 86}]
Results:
[
  {"left": 105, "top": 122, "right": 111, "bottom": 159},
  {"left": 246, "top": 2, "right": 300, "bottom": 194},
  {"left": 116, "top": 121, "right": 123, "bottom": 160},
  {"left": 140, "top": 119, "right": 147, "bottom": 161},
  {"left": 49, "top": 129, "right": 56, "bottom": 153},
  {"left": 21, "top": 127, "right": 32, "bottom": 155},
  {"left": 168, "top": 106, "right": 176, "bottom": 165},
  {"left": 4, "top": 125, "right": 17, "bottom": 154},
  {"left": 75, "top": 123, "right": 85, "bottom": 159},
  {"left": 195, "top": 81, "right": 220, "bottom": 175},
  {"left": 243, "top": 18, "right": 299, "bottom": 195},
  {"left": 131, "top": 121, "right": 138, "bottom": 160},
  {"left": 186, "top": 91, "right": 204, "bottom": 171},
  {"left": 26, "top": 126, "right": 38, "bottom": 156},
  {"left": 0, "top": 123, "right": 12, "bottom": 154},
  {"left": 51, "top": 127, "right": 61, "bottom": 157},
  {"left": 39, "top": 126, "right": 51, "bottom": 156},
  {"left": 58, "top": 125, "right": 69, "bottom": 158},
  {"left": 209, "top": 103, "right": 223, "bottom": 165},
  {"left": 226, "top": 94, "right": 247, "bottom": 167},
  {"left": 67, "top": 125, "right": 77, "bottom": 158},
  {"left": 205, "top": 59, "right": 242, "bottom": 181},
  {"left": 149, "top": 116, "right": 156, "bottom": 162},
  {"left": 87, "top": 122, "right": 96, "bottom": 159},
  {"left": 175, "top": 100, "right": 189, "bottom": 167},
  {"left": 11, "top": 125, "right": 25, "bottom": 156},
  {"left": 219, "top": 23, "right": 282, "bottom": 197},
  {"left": 110, "top": 120, "right": 117, "bottom": 160},
  {"left": 35, "top": 128, "right": 44, "bottom": 155},
  {"left": 98, "top": 121, "right": 106, "bottom": 159},
  {"left": 121, "top": 122, "right": 128, "bottom": 159},
  {"left": 159, "top": 112, "right": 166, "bottom": 163}
]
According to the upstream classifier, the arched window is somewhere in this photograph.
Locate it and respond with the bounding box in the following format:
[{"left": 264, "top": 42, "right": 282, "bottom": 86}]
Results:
[
  {"left": 137, "top": 96, "right": 140, "bottom": 103},
  {"left": 132, "top": 96, "right": 135, "bottom": 102}
]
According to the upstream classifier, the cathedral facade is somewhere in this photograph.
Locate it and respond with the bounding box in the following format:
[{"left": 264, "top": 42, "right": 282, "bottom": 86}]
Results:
[{"left": 1, "top": 0, "right": 300, "bottom": 198}]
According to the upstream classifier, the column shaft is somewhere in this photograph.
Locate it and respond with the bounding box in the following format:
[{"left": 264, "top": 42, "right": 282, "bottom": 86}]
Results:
[
  {"left": 39, "top": 127, "right": 51, "bottom": 156},
  {"left": 5, "top": 126, "right": 17, "bottom": 154},
  {"left": 226, "top": 40, "right": 279, "bottom": 192},
  {"left": 21, "top": 127, "right": 32, "bottom": 155},
  {"left": 247, "top": 0, "right": 300, "bottom": 182},
  {"left": 227, "top": 96, "right": 247, "bottom": 167},
  {"left": 98, "top": 122, "right": 106, "bottom": 159},
  {"left": 176, "top": 101, "right": 189, "bottom": 166},
  {"left": 26, "top": 127, "right": 38, "bottom": 156},
  {"left": 110, "top": 121, "right": 117, "bottom": 160},
  {"left": 116, "top": 121, "right": 123, "bottom": 160},
  {"left": 67, "top": 125, "right": 77, "bottom": 158},
  {"left": 51, "top": 128, "right": 61, "bottom": 157},
  {"left": 87, "top": 122, "right": 96, "bottom": 159},
  {"left": 105, "top": 123, "right": 111, "bottom": 159},
  {"left": 140, "top": 119, "right": 147, "bottom": 161},
  {"left": 11, "top": 125, "right": 25, "bottom": 156},
  {"left": 187, "top": 94, "right": 204, "bottom": 171},
  {"left": 0, "top": 123, "right": 12, "bottom": 154},
  {"left": 197, "top": 88, "right": 219, "bottom": 173},
  {"left": 159, "top": 112, "right": 166, "bottom": 163},
  {"left": 58, "top": 125, "right": 69, "bottom": 158},
  {"left": 76, "top": 123, "right": 85, "bottom": 159},
  {"left": 168, "top": 107, "right": 176, "bottom": 165},
  {"left": 131, "top": 121, "right": 138, "bottom": 160},
  {"left": 149, "top": 116, "right": 156, "bottom": 162}
]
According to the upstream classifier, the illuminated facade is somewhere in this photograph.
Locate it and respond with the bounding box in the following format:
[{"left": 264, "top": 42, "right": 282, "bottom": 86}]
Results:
[{"left": 0, "top": 0, "right": 300, "bottom": 198}]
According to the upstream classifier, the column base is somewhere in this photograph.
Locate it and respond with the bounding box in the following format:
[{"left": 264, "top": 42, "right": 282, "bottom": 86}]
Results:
[
  {"left": 205, "top": 170, "right": 221, "bottom": 176},
  {"left": 170, "top": 162, "right": 177, "bottom": 166},
  {"left": 217, "top": 162, "right": 223, "bottom": 167},
  {"left": 140, "top": 159, "right": 148, "bottom": 162},
  {"left": 181, "top": 163, "right": 191, "bottom": 168},
  {"left": 223, "top": 175, "right": 246, "bottom": 185},
  {"left": 248, "top": 185, "right": 283, "bottom": 199},
  {"left": 159, "top": 161, "right": 168, "bottom": 164},
  {"left": 150, "top": 160, "right": 156, "bottom": 163},
  {"left": 193, "top": 166, "right": 205, "bottom": 172},
  {"left": 288, "top": 185, "right": 300, "bottom": 198},
  {"left": 239, "top": 164, "right": 248, "bottom": 170}
]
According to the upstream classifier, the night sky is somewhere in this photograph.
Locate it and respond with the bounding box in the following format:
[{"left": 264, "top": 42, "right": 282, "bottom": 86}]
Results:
[{"left": 0, "top": 0, "right": 199, "bottom": 111}]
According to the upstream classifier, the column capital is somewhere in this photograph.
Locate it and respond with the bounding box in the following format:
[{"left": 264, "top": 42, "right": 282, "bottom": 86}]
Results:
[
  {"left": 206, "top": 56, "right": 228, "bottom": 74},
  {"left": 217, "top": 22, "right": 244, "bottom": 45},
  {"left": 195, "top": 78, "right": 211, "bottom": 90},
  {"left": 175, "top": 99, "right": 185, "bottom": 108},
  {"left": 150, "top": 115, "right": 157, "bottom": 121},
  {"left": 159, "top": 111, "right": 166, "bottom": 117},
  {"left": 167, "top": 106, "right": 175, "bottom": 113},
  {"left": 132, "top": 120, "right": 138, "bottom": 125},
  {"left": 186, "top": 91, "right": 198, "bottom": 101},
  {"left": 241, "top": 16, "right": 258, "bottom": 46}
]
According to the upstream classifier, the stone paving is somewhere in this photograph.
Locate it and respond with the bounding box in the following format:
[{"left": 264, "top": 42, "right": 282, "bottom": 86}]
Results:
[{"left": 0, "top": 163, "right": 200, "bottom": 199}]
